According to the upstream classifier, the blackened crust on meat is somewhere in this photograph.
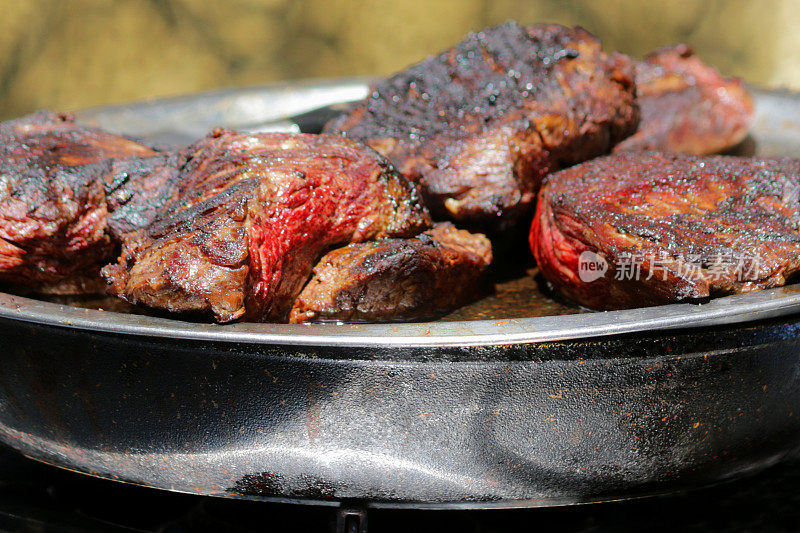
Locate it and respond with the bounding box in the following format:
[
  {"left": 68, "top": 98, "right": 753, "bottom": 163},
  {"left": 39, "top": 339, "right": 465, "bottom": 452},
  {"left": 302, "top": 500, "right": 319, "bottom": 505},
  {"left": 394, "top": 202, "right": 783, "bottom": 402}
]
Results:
[
  {"left": 531, "top": 151, "right": 800, "bottom": 310},
  {"left": 102, "top": 130, "right": 431, "bottom": 323},
  {"left": 0, "top": 111, "right": 157, "bottom": 294},
  {"left": 614, "top": 45, "right": 754, "bottom": 155},
  {"left": 325, "top": 22, "right": 639, "bottom": 233},
  {"left": 104, "top": 153, "right": 183, "bottom": 239},
  {"left": 288, "top": 222, "right": 492, "bottom": 323}
]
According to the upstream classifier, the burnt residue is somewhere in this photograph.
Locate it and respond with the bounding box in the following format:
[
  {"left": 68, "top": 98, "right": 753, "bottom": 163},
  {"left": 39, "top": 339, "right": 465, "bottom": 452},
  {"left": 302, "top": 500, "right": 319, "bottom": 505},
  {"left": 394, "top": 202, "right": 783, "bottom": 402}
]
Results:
[
  {"left": 443, "top": 268, "right": 581, "bottom": 321},
  {"left": 226, "top": 471, "right": 498, "bottom": 504},
  {"left": 228, "top": 472, "right": 338, "bottom": 500}
]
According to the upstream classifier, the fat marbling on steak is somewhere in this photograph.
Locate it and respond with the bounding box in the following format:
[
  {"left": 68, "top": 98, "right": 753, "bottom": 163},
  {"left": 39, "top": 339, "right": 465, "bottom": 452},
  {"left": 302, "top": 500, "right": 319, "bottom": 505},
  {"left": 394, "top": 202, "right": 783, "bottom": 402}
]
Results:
[
  {"left": 614, "top": 45, "right": 754, "bottom": 155},
  {"left": 0, "top": 111, "right": 158, "bottom": 294},
  {"left": 531, "top": 151, "right": 800, "bottom": 310},
  {"left": 325, "top": 22, "right": 639, "bottom": 233},
  {"left": 289, "top": 222, "right": 492, "bottom": 323},
  {"left": 102, "top": 130, "right": 432, "bottom": 323}
]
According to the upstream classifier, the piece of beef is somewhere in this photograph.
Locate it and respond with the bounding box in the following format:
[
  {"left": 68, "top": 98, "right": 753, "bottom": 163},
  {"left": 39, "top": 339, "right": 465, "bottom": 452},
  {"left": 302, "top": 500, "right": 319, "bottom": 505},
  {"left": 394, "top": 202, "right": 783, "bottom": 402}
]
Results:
[
  {"left": 324, "top": 22, "right": 639, "bottom": 233},
  {"left": 531, "top": 151, "right": 800, "bottom": 310},
  {"left": 102, "top": 130, "right": 431, "bottom": 323},
  {"left": 614, "top": 45, "right": 754, "bottom": 155},
  {"left": 0, "top": 111, "right": 157, "bottom": 294},
  {"left": 288, "top": 222, "right": 492, "bottom": 323}
]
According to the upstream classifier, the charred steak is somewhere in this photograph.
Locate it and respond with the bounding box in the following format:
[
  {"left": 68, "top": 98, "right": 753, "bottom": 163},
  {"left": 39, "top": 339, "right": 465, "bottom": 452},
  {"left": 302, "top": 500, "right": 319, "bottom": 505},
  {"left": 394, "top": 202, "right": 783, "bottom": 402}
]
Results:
[
  {"left": 325, "top": 22, "right": 639, "bottom": 233},
  {"left": 0, "top": 111, "right": 157, "bottom": 294},
  {"left": 614, "top": 45, "right": 754, "bottom": 155},
  {"left": 103, "top": 130, "right": 431, "bottom": 323},
  {"left": 104, "top": 152, "right": 183, "bottom": 239},
  {"left": 531, "top": 151, "right": 800, "bottom": 310},
  {"left": 289, "top": 222, "right": 492, "bottom": 323}
]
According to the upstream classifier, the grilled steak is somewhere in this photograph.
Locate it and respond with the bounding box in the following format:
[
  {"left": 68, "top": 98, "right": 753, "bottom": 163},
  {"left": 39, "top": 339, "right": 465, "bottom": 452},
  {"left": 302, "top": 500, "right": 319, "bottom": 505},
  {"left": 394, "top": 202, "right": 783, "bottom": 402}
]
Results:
[
  {"left": 0, "top": 111, "right": 157, "bottom": 294},
  {"left": 614, "top": 45, "right": 754, "bottom": 155},
  {"left": 103, "top": 130, "right": 431, "bottom": 322},
  {"left": 289, "top": 222, "right": 492, "bottom": 323},
  {"left": 531, "top": 152, "right": 800, "bottom": 310},
  {"left": 325, "top": 22, "right": 639, "bottom": 233}
]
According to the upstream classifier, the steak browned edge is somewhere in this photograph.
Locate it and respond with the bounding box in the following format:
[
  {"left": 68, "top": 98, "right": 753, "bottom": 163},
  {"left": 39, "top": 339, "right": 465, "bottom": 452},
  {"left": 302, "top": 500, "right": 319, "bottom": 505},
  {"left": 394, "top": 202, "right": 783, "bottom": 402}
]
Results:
[
  {"left": 288, "top": 222, "right": 492, "bottom": 323},
  {"left": 614, "top": 44, "right": 754, "bottom": 155},
  {"left": 531, "top": 151, "right": 800, "bottom": 310},
  {"left": 102, "top": 130, "right": 432, "bottom": 323},
  {"left": 0, "top": 110, "right": 158, "bottom": 294},
  {"left": 324, "top": 21, "right": 639, "bottom": 234}
]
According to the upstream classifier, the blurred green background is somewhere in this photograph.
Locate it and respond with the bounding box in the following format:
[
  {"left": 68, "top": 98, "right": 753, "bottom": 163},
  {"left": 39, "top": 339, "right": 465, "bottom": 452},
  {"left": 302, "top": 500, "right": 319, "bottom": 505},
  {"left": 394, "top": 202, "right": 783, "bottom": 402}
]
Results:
[{"left": 0, "top": 0, "right": 796, "bottom": 119}]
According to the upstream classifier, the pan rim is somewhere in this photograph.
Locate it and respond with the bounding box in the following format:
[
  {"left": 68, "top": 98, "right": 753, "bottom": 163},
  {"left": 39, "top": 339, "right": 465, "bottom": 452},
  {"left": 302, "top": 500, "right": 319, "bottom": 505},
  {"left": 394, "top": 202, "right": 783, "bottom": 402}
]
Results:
[{"left": 2, "top": 284, "right": 799, "bottom": 347}]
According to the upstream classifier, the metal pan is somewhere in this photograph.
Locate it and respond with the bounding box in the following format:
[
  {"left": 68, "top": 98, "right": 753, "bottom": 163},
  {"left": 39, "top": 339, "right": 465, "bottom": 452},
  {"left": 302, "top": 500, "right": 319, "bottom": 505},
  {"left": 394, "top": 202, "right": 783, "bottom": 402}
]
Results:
[{"left": 0, "top": 80, "right": 799, "bottom": 509}]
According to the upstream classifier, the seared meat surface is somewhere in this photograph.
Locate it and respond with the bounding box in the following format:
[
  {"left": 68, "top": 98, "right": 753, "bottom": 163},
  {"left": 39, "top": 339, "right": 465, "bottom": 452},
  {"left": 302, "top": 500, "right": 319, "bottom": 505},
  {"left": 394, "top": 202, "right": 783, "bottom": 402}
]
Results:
[
  {"left": 531, "top": 152, "right": 800, "bottom": 310},
  {"left": 104, "top": 152, "right": 184, "bottom": 240},
  {"left": 289, "top": 222, "right": 492, "bottom": 323},
  {"left": 0, "top": 114, "right": 487, "bottom": 323},
  {"left": 614, "top": 45, "right": 753, "bottom": 155},
  {"left": 103, "top": 130, "right": 431, "bottom": 322},
  {"left": 325, "top": 22, "right": 638, "bottom": 233},
  {"left": 0, "top": 111, "right": 157, "bottom": 294}
]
